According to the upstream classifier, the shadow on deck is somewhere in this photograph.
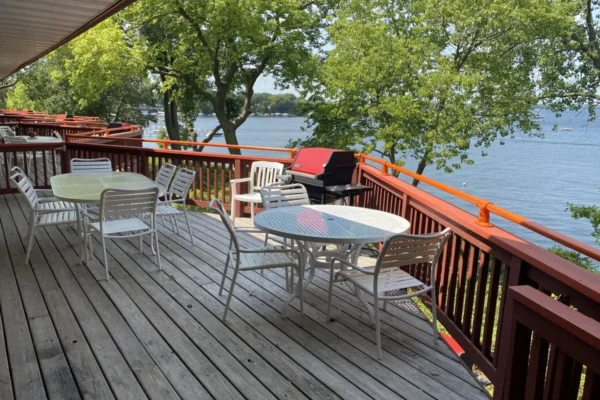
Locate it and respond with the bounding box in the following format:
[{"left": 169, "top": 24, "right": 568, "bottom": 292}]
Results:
[{"left": 0, "top": 193, "right": 487, "bottom": 400}]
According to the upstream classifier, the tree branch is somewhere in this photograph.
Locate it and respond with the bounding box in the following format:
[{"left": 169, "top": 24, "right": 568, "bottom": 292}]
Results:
[
  {"left": 194, "top": 124, "right": 222, "bottom": 151},
  {"left": 0, "top": 79, "right": 18, "bottom": 91}
]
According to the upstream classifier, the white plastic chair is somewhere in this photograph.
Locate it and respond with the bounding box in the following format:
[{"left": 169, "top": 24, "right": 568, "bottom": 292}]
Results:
[
  {"left": 87, "top": 187, "right": 161, "bottom": 280},
  {"left": 154, "top": 163, "right": 177, "bottom": 194},
  {"left": 230, "top": 161, "right": 284, "bottom": 226},
  {"left": 0, "top": 126, "right": 16, "bottom": 138},
  {"left": 209, "top": 198, "right": 302, "bottom": 320},
  {"left": 327, "top": 228, "right": 452, "bottom": 359},
  {"left": 155, "top": 167, "right": 196, "bottom": 244},
  {"left": 70, "top": 157, "right": 112, "bottom": 173},
  {"left": 9, "top": 166, "right": 77, "bottom": 264}
]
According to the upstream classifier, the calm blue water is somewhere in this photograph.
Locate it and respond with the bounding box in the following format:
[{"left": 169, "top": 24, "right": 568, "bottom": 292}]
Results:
[{"left": 145, "top": 110, "right": 600, "bottom": 251}]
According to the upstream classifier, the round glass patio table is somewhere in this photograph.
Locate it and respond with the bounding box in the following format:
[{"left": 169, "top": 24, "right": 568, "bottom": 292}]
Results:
[
  {"left": 50, "top": 172, "right": 163, "bottom": 262},
  {"left": 254, "top": 204, "right": 410, "bottom": 315}
]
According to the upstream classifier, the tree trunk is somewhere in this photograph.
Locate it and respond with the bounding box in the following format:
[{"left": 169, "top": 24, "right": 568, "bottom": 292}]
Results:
[
  {"left": 222, "top": 123, "right": 241, "bottom": 155},
  {"left": 163, "top": 89, "right": 181, "bottom": 150},
  {"left": 412, "top": 150, "right": 430, "bottom": 187}
]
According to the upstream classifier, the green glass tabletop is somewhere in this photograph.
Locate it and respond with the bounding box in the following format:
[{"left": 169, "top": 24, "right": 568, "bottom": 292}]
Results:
[{"left": 50, "top": 172, "right": 161, "bottom": 203}]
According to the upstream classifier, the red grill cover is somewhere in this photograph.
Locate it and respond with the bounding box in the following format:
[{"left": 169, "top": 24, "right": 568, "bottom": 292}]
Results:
[{"left": 290, "top": 147, "right": 337, "bottom": 176}]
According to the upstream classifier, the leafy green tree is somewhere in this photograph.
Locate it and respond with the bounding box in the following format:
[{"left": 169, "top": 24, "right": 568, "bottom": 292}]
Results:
[
  {"left": 5, "top": 19, "right": 153, "bottom": 125},
  {"left": 549, "top": 246, "right": 597, "bottom": 274},
  {"left": 123, "top": 0, "right": 333, "bottom": 154},
  {"left": 298, "top": 0, "right": 574, "bottom": 185}
]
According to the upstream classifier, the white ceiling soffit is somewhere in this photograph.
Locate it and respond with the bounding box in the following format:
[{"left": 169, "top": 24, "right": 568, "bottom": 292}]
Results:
[{"left": 0, "top": 0, "right": 136, "bottom": 80}]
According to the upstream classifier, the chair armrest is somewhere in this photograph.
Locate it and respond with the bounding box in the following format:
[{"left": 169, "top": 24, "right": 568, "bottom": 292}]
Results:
[
  {"left": 37, "top": 196, "right": 58, "bottom": 203},
  {"left": 158, "top": 198, "right": 184, "bottom": 205},
  {"left": 240, "top": 247, "right": 301, "bottom": 259},
  {"left": 230, "top": 178, "right": 251, "bottom": 185},
  {"left": 331, "top": 256, "right": 376, "bottom": 275}
]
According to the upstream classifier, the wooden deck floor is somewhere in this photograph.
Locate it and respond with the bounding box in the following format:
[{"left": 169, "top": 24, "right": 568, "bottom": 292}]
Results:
[{"left": 0, "top": 193, "right": 487, "bottom": 400}]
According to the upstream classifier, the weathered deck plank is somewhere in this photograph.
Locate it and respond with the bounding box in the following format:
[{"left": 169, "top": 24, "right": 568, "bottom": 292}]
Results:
[{"left": 0, "top": 193, "right": 487, "bottom": 400}]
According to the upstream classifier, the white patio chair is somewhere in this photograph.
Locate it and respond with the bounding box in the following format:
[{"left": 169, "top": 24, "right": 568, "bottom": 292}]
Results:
[
  {"left": 327, "top": 228, "right": 452, "bottom": 359},
  {"left": 70, "top": 157, "right": 112, "bottom": 173},
  {"left": 154, "top": 162, "right": 177, "bottom": 195},
  {"left": 230, "top": 161, "right": 284, "bottom": 226},
  {"left": 9, "top": 166, "right": 77, "bottom": 264},
  {"left": 0, "top": 126, "right": 16, "bottom": 138},
  {"left": 209, "top": 198, "right": 302, "bottom": 321},
  {"left": 87, "top": 187, "right": 161, "bottom": 280},
  {"left": 155, "top": 167, "right": 196, "bottom": 244}
]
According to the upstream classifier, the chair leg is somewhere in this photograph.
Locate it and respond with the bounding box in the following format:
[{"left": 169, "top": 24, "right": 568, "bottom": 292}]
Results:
[
  {"left": 155, "top": 231, "right": 162, "bottom": 271},
  {"left": 383, "top": 300, "right": 388, "bottom": 312},
  {"left": 102, "top": 236, "right": 110, "bottom": 280},
  {"left": 230, "top": 198, "right": 236, "bottom": 227},
  {"left": 326, "top": 267, "right": 335, "bottom": 321},
  {"left": 25, "top": 222, "right": 36, "bottom": 264},
  {"left": 174, "top": 216, "right": 181, "bottom": 234},
  {"left": 184, "top": 210, "right": 194, "bottom": 245},
  {"left": 222, "top": 267, "right": 240, "bottom": 321},
  {"left": 139, "top": 236, "right": 143, "bottom": 254},
  {"left": 374, "top": 297, "right": 382, "bottom": 359},
  {"left": 219, "top": 250, "right": 232, "bottom": 296},
  {"left": 250, "top": 201, "right": 255, "bottom": 222},
  {"left": 431, "top": 289, "right": 439, "bottom": 345}
]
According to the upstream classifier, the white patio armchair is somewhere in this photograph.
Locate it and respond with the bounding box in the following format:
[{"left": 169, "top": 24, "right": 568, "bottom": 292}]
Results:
[
  {"left": 230, "top": 161, "right": 284, "bottom": 226},
  {"left": 209, "top": 198, "right": 302, "bottom": 321},
  {"left": 9, "top": 166, "right": 77, "bottom": 264},
  {"left": 154, "top": 167, "right": 196, "bottom": 244},
  {"left": 326, "top": 228, "right": 452, "bottom": 359},
  {"left": 86, "top": 187, "right": 161, "bottom": 280}
]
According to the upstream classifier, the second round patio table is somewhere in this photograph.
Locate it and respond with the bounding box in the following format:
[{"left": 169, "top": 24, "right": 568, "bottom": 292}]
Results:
[{"left": 254, "top": 204, "right": 410, "bottom": 315}]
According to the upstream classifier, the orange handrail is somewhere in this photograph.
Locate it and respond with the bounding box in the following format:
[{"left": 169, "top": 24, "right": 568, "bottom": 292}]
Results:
[
  {"left": 66, "top": 133, "right": 298, "bottom": 158},
  {"left": 358, "top": 154, "right": 600, "bottom": 261}
]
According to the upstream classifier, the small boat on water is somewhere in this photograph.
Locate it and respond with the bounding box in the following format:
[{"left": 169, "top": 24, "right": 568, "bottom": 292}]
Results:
[
  {"left": 205, "top": 131, "right": 223, "bottom": 138},
  {"left": 559, "top": 127, "right": 573, "bottom": 132},
  {"left": 532, "top": 112, "right": 544, "bottom": 121}
]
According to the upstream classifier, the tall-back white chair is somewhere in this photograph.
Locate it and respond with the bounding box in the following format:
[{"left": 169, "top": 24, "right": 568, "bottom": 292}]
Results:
[
  {"left": 154, "top": 163, "right": 177, "bottom": 194},
  {"left": 260, "top": 182, "right": 310, "bottom": 209},
  {"left": 230, "top": 161, "right": 284, "bottom": 226},
  {"left": 155, "top": 167, "right": 196, "bottom": 244},
  {"left": 209, "top": 198, "right": 301, "bottom": 320},
  {"left": 3, "top": 136, "right": 33, "bottom": 177},
  {"left": 327, "top": 228, "right": 452, "bottom": 359},
  {"left": 9, "top": 166, "right": 77, "bottom": 264},
  {"left": 87, "top": 187, "right": 161, "bottom": 280},
  {"left": 70, "top": 157, "right": 112, "bottom": 173}
]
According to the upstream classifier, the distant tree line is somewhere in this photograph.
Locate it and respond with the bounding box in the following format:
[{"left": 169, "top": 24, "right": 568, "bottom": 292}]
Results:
[{"left": 195, "top": 93, "right": 303, "bottom": 116}]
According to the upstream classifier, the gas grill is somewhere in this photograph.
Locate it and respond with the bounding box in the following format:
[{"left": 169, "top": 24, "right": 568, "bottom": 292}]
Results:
[{"left": 282, "top": 147, "right": 366, "bottom": 204}]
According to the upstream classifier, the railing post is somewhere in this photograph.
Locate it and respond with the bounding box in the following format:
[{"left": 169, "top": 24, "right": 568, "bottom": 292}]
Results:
[
  {"left": 381, "top": 162, "right": 388, "bottom": 176},
  {"left": 476, "top": 201, "right": 493, "bottom": 227}
]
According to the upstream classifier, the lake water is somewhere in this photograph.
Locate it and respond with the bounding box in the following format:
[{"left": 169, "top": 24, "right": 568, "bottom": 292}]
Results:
[{"left": 146, "top": 110, "right": 600, "bottom": 251}]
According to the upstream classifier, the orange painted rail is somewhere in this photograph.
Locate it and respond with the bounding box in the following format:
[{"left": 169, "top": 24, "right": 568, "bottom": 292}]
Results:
[{"left": 66, "top": 133, "right": 298, "bottom": 158}]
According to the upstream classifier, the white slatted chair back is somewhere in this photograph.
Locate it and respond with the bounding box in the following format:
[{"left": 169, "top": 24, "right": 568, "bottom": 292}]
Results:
[
  {"left": 154, "top": 163, "right": 177, "bottom": 190},
  {"left": 70, "top": 158, "right": 112, "bottom": 173},
  {"left": 3, "top": 136, "right": 27, "bottom": 143},
  {"left": 209, "top": 198, "right": 240, "bottom": 251},
  {"left": 260, "top": 183, "right": 310, "bottom": 209},
  {"left": 249, "top": 161, "right": 284, "bottom": 192},
  {"left": 169, "top": 167, "right": 196, "bottom": 199},
  {"left": 99, "top": 187, "right": 159, "bottom": 220},
  {"left": 53, "top": 130, "right": 63, "bottom": 140},
  {"left": 375, "top": 228, "right": 452, "bottom": 287},
  {"left": 9, "top": 167, "right": 39, "bottom": 209}
]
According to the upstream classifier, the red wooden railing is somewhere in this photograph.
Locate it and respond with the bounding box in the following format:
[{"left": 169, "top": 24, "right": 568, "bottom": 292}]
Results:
[
  {"left": 495, "top": 286, "right": 600, "bottom": 400},
  {"left": 2, "top": 119, "right": 600, "bottom": 398},
  {"left": 0, "top": 142, "right": 65, "bottom": 192}
]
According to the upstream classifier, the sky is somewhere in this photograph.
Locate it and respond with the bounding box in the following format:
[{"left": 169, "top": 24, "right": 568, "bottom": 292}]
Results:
[{"left": 253, "top": 75, "right": 300, "bottom": 95}]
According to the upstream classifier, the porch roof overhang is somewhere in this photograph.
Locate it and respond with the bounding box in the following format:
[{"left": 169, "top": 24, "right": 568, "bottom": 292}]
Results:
[{"left": 0, "top": 0, "right": 136, "bottom": 80}]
